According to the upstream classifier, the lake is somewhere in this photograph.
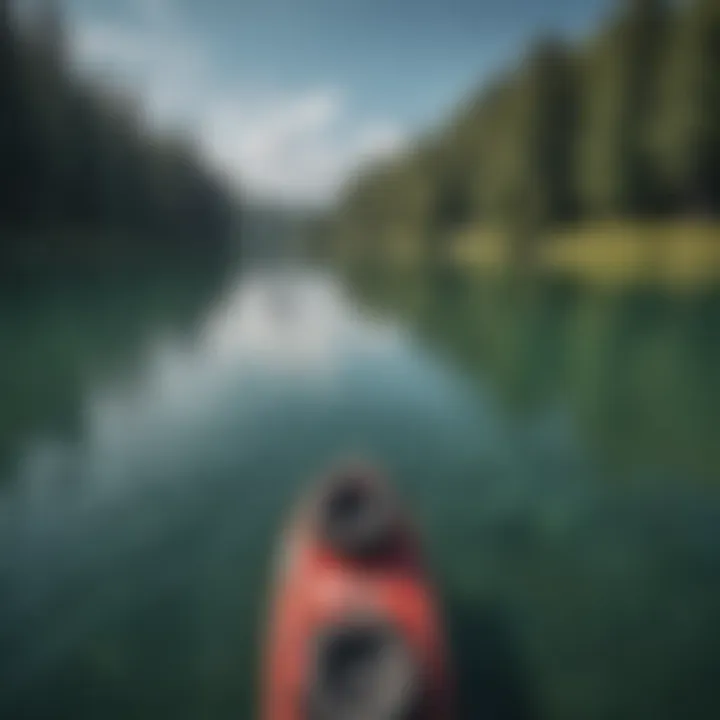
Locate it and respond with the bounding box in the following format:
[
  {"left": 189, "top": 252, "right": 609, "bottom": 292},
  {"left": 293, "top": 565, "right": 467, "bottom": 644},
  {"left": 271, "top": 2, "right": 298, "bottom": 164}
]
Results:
[{"left": 1, "top": 265, "right": 718, "bottom": 720}]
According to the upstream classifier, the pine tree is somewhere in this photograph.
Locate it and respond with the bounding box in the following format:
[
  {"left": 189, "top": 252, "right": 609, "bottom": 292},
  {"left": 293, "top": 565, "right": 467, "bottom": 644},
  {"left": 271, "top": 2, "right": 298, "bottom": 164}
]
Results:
[
  {"left": 653, "top": 0, "right": 720, "bottom": 214},
  {"left": 577, "top": 0, "right": 669, "bottom": 217},
  {"left": 512, "top": 39, "right": 579, "bottom": 231}
]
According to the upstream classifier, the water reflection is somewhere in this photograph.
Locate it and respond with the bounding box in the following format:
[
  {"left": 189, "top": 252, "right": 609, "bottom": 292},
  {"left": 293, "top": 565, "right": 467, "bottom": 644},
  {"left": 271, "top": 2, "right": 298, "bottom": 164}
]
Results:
[
  {"left": 357, "top": 270, "right": 720, "bottom": 483},
  {"left": 202, "top": 268, "right": 407, "bottom": 373},
  {"left": 0, "top": 272, "right": 225, "bottom": 483},
  {"left": 0, "top": 267, "right": 718, "bottom": 720},
  {"left": 0, "top": 268, "right": 486, "bottom": 720}
]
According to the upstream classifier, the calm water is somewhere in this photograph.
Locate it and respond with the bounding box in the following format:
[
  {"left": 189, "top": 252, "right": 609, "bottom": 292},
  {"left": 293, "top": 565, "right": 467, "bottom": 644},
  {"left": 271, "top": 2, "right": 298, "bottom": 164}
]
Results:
[{"left": 1, "top": 266, "right": 719, "bottom": 720}]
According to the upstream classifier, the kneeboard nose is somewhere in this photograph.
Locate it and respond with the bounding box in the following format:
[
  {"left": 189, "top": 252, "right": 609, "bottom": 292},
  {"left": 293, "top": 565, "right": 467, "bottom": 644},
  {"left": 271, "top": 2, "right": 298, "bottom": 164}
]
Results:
[{"left": 262, "top": 463, "right": 454, "bottom": 720}]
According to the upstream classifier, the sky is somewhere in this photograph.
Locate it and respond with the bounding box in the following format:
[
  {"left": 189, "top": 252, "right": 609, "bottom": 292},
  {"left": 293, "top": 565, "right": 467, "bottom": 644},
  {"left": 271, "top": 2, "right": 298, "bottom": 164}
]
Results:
[{"left": 58, "top": 0, "right": 611, "bottom": 206}]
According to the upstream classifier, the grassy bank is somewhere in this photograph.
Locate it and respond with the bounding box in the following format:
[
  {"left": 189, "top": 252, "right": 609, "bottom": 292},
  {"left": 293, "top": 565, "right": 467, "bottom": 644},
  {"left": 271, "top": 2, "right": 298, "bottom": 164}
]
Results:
[{"left": 451, "top": 221, "right": 720, "bottom": 288}]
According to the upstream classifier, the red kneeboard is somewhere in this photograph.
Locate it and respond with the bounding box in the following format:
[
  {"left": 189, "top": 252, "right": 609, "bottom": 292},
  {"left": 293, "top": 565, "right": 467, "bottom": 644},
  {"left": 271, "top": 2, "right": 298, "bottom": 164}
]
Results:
[{"left": 261, "top": 465, "right": 454, "bottom": 720}]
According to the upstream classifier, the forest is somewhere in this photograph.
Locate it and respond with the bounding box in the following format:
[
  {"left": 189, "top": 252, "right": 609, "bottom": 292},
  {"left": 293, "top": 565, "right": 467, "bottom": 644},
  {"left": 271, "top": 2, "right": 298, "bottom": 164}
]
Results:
[
  {"left": 327, "top": 0, "right": 720, "bottom": 272},
  {"left": 0, "top": 0, "right": 238, "bottom": 272}
]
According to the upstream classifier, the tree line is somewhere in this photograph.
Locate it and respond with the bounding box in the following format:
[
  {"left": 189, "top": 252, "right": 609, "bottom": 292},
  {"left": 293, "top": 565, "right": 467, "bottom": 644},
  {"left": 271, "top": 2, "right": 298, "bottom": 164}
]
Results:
[
  {"left": 0, "top": 0, "right": 239, "bottom": 270},
  {"left": 329, "top": 0, "right": 720, "bottom": 261}
]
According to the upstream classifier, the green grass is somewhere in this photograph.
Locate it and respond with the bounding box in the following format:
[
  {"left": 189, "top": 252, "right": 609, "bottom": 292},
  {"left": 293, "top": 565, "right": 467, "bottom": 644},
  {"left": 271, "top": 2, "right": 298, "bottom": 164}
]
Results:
[{"left": 452, "top": 221, "right": 720, "bottom": 288}]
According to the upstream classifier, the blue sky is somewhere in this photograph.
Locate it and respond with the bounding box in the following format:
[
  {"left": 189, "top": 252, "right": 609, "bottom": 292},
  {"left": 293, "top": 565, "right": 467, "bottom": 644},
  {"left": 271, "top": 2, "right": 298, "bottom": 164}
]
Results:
[{"left": 59, "top": 0, "right": 611, "bottom": 204}]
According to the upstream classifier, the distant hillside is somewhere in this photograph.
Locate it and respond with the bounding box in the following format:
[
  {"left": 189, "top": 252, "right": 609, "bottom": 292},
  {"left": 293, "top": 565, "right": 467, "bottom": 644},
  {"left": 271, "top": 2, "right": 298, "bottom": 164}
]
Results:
[
  {"left": 0, "top": 0, "right": 240, "bottom": 271},
  {"left": 239, "top": 203, "right": 318, "bottom": 262},
  {"left": 327, "top": 0, "right": 720, "bottom": 268}
]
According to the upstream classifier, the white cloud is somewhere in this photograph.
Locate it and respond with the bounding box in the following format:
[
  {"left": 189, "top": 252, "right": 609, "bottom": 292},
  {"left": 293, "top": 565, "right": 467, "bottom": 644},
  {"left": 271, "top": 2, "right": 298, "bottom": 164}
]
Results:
[
  {"left": 70, "top": 6, "right": 406, "bottom": 206},
  {"left": 200, "top": 90, "right": 406, "bottom": 205}
]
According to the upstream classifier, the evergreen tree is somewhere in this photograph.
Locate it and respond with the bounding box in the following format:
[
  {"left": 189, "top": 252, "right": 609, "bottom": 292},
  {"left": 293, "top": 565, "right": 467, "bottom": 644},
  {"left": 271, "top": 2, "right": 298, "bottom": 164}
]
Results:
[
  {"left": 577, "top": 0, "right": 669, "bottom": 217},
  {"left": 509, "top": 39, "right": 579, "bottom": 242},
  {"left": 0, "top": 0, "right": 239, "bottom": 269},
  {"left": 653, "top": 0, "right": 720, "bottom": 214}
]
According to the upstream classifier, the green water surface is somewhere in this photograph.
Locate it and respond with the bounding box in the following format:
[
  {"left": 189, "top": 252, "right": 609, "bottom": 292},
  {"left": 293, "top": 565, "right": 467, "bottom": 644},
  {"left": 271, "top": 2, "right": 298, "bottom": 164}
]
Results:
[{"left": 1, "top": 266, "right": 718, "bottom": 720}]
